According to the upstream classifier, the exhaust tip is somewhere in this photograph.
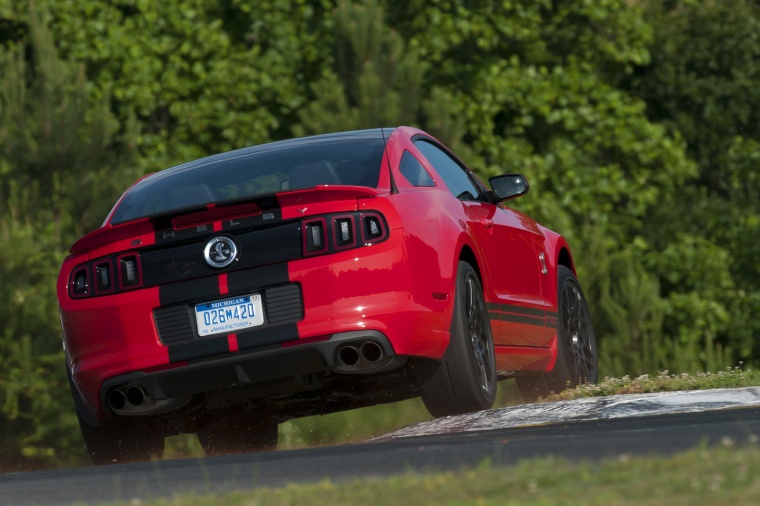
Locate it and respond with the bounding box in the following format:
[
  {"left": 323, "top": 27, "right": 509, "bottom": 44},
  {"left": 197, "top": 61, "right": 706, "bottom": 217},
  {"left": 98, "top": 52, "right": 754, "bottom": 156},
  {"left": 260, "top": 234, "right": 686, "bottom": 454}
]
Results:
[
  {"left": 360, "top": 341, "right": 383, "bottom": 362},
  {"left": 126, "top": 386, "right": 145, "bottom": 406},
  {"left": 337, "top": 345, "right": 360, "bottom": 367},
  {"left": 108, "top": 389, "right": 126, "bottom": 411}
]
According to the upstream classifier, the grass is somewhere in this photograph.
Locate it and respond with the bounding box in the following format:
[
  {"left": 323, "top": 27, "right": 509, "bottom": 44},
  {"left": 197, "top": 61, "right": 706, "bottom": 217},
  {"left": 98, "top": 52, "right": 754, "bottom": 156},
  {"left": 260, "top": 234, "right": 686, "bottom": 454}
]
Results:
[
  {"left": 130, "top": 443, "right": 760, "bottom": 505},
  {"left": 544, "top": 367, "right": 760, "bottom": 401}
]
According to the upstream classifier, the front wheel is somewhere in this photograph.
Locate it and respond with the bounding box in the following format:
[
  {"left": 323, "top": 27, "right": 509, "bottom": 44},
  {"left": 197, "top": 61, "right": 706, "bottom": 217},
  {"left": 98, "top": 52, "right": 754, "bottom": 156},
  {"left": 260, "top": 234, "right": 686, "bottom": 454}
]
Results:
[
  {"left": 517, "top": 265, "right": 597, "bottom": 402},
  {"left": 416, "top": 261, "right": 497, "bottom": 417}
]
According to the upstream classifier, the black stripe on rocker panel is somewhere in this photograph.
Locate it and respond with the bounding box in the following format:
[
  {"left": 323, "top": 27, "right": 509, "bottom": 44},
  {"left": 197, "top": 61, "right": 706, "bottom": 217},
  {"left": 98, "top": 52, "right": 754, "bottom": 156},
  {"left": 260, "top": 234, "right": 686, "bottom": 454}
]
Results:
[
  {"left": 159, "top": 276, "right": 219, "bottom": 306},
  {"left": 501, "top": 305, "right": 545, "bottom": 317},
  {"left": 485, "top": 302, "right": 546, "bottom": 318},
  {"left": 491, "top": 313, "right": 547, "bottom": 327},
  {"left": 227, "top": 263, "right": 290, "bottom": 294}
]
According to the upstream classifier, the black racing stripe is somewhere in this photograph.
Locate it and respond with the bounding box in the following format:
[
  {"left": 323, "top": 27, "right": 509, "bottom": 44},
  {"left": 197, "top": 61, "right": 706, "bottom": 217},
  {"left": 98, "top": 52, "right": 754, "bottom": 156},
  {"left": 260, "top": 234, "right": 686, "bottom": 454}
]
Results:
[
  {"left": 168, "top": 337, "right": 230, "bottom": 363},
  {"left": 499, "top": 313, "right": 547, "bottom": 327},
  {"left": 143, "top": 221, "right": 301, "bottom": 286},
  {"left": 186, "top": 343, "right": 282, "bottom": 366},
  {"left": 143, "top": 241, "right": 215, "bottom": 286},
  {"left": 228, "top": 263, "right": 290, "bottom": 293},
  {"left": 499, "top": 304, "right": 546, "bottom": 317},
  {"left": 159, "top": 276, "right": 219, "bottom": 306},
  {"left": 155, "top": 226, "right": 203, "bottom": 244},
  {"left": 486, "top": 303, "right": 547, "bottom": 317},
  {"left": 236, "top": 323, "right": 299, "bottom": 351}
]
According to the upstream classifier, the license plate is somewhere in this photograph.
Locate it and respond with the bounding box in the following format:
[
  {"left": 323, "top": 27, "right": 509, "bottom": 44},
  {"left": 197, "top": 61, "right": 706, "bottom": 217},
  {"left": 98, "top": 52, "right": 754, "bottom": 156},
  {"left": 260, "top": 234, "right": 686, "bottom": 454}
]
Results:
[{"left": 194, "top": 294, "right": 264, "bottom": 336}]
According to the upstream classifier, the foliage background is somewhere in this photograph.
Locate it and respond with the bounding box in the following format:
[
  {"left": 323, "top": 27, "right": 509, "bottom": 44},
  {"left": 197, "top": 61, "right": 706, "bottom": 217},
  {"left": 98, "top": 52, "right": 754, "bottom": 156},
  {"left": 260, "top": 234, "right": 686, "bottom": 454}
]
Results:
[{"left": 0, "top": 0, "right": 758, "bottom": 469}]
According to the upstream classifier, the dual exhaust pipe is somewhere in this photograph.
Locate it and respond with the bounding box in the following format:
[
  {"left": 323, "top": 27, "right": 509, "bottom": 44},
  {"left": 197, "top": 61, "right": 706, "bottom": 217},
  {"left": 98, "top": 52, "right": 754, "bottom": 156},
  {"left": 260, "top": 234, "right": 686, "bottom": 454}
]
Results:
[
  {"left": 107, "top": 385, "right": 188, "bottom": 416},
  {"left": 108, "top": 386, "right": 147, "bottom": 412},
  {"left": 334, "top": 341, "right": 387, "bottom": 372}
]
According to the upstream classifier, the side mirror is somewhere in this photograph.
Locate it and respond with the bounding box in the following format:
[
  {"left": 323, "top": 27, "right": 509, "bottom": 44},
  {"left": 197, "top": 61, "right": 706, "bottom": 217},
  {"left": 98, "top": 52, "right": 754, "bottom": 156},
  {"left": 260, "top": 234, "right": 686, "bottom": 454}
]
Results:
[{"left": 488, "top": 174, "right": 529, "bottom": 201}]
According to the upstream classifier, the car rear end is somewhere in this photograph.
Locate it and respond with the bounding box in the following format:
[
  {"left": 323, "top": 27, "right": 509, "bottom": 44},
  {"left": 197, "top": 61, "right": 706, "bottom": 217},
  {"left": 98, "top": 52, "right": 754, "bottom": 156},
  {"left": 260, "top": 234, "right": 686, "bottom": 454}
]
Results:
[{"left": 58, "top": 130, "right": 453, "bottom": 426}]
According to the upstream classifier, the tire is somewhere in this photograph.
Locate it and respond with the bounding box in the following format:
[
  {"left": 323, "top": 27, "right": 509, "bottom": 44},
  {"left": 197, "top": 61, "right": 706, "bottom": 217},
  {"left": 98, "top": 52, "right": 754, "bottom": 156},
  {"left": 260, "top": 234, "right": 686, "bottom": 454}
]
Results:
[
  {"left": 517, "top": 265, "right": 597, "bottom": 402},
  {"left": 416, "top": 261, "right": 497, "bottom": 417},
  {"left": 78, "top": 416, "right": 165, "bottom": 465},
  {"left": 67, "top": 366, "right": 164, "bottom": 465},
  {"left": 197, "top": 410, "right": 278, "bottom": 456}
]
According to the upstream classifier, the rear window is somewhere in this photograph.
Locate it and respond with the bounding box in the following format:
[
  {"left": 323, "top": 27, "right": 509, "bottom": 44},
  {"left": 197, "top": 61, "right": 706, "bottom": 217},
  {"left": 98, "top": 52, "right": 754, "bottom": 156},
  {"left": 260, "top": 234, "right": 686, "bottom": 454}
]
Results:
[{"left": 110, "top": 138, "right": 386, "bottom": 225}]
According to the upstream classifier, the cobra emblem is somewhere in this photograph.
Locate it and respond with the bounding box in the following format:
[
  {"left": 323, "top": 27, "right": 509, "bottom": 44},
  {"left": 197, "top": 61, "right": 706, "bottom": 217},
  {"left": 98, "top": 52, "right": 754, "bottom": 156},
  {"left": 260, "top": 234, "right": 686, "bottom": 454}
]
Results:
[{"left": 203, "top": 236, "right": 238, "bottom": 268}]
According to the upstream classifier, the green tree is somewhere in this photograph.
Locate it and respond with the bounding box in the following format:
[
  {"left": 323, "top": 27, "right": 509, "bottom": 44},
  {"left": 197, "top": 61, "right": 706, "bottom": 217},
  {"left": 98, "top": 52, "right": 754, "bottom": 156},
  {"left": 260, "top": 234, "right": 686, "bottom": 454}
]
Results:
[
  {"left": 624, "top": 0, "right": 760, "bottom": 365},
  {"left": 0, "top": 5, "right": 138, "bottom": 469},
  {"left": 294, "top": 0, "right": 469, "bottom": 153},
  {"left": 0, "top": 0, "right": 333, "bottom": 165}
]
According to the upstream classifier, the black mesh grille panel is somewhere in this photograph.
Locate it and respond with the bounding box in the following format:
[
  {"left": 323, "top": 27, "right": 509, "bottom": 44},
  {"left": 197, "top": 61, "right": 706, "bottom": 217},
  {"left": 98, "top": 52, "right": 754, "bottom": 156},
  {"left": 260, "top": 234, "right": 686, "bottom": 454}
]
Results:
[
  {"left": 154, "top": 283, "right": 303, "bottom": 345},
  {"left": 264, "top": 284, "right": 303, "bottom": 324},
  {"left": 154, "top": 305, "right": 194, "bottom": 344}
]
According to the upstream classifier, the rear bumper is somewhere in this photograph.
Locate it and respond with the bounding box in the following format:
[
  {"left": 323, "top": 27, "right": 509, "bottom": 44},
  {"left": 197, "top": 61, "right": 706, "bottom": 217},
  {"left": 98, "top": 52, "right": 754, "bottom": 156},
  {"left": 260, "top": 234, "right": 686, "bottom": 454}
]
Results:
[
  {"left": 62, "top": 230, "right": 455, "bottom": 422},
  {"left": 91, "top": 330, "right": 403, "bottom": 423}
]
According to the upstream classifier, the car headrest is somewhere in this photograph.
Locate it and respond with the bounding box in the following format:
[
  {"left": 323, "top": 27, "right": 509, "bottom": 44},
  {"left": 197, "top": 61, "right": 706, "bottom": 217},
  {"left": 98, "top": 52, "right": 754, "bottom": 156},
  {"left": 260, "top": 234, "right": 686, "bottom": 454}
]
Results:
[{"left": 290, "top": 162, "right": 341, "bottom": 189}]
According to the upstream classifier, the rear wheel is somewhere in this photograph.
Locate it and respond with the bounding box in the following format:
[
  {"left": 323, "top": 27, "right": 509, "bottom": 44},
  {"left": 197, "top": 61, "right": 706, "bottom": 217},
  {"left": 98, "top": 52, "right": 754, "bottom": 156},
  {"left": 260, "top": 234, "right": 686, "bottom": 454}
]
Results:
[
  {"left": 197, "top": 409, "right": 278, "bottom": 456},
  {"left": 517, "top": 265, "right": 597, "bottom": 402},
  {"left": 78, "top": 416, "right": 165, "bottom": 465},
  {"left": 68, "top": 366, "right": 164, "bottom": 465},
  {"left": 416, "top": 261, "right": 497, "bottom": 417}
]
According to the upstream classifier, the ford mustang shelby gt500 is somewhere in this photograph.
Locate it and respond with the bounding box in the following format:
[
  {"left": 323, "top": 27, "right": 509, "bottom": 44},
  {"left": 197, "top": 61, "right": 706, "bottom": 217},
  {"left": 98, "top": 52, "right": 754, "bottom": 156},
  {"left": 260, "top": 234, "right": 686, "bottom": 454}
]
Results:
[{"left": 58, "top": 126, "right": 597, "bottom": 464}]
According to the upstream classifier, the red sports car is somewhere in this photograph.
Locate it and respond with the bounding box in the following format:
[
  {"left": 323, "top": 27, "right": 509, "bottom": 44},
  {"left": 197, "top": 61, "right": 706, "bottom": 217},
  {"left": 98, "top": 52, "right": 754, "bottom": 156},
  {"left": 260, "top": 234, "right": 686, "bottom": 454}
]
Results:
[{"left": 58, "top": 126, "right": 597, "bottom": 464}]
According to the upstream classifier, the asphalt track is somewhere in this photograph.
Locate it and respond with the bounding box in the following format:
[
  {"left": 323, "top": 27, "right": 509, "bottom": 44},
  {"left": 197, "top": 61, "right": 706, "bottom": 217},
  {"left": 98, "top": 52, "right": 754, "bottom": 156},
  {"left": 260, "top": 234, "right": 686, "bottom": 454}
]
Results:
[{"left": 2, "top": 405, "right": 759, "bottom": 505}]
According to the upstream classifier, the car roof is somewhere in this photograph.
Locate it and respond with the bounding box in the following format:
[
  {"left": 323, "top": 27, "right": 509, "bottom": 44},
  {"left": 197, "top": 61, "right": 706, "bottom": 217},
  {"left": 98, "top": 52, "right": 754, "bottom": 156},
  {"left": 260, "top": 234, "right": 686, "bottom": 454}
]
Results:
[{"left": 141, "top": 128, "right": 396, "bottom": 185}]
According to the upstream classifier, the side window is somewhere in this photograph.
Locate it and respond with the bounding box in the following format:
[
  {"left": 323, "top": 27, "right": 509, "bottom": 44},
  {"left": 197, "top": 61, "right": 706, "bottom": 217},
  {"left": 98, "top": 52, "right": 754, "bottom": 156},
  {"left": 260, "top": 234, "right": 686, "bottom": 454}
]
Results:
[
  {"left": 399, "top": 150, "right": 435, "bottom": 187},
  {"left": 414, "top": 140, "right": 481, "bottom": 200}
]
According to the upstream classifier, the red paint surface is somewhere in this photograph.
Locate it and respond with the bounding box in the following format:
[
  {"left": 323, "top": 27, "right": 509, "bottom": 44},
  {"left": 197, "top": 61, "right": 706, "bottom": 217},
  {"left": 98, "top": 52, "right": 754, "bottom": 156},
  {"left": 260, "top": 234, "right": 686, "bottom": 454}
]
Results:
[{"left": 227, "top": 333, "right": 239, "bottom": 352}]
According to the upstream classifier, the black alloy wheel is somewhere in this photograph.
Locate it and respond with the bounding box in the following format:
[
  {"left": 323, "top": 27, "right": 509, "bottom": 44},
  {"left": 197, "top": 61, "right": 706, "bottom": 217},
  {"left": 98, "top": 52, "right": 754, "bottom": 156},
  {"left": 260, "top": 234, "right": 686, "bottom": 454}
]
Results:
[
  {"left": 559, "top": 268, "right": 597, "bottom": 384},
  {"left": 466, "top": 274, "right": 496, "bottom": 397},
  {"left": 516, "top": 266, "right": 597, "bottom": 402},
  {"left": 416, "top": 261, "right": 497, "bottom": 417}
]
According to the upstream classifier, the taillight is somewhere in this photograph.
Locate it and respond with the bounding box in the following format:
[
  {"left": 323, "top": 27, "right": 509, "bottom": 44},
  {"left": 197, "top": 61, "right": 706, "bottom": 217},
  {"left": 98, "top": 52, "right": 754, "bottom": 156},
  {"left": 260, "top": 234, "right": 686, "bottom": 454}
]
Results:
[
  {"left": 333, "top": 216, "right": 355, "bottom": 249},
  {"left": 94, "top": 260, "right": 114, "bottom": 294},
  {"left": 361, "top": 213, "right": 386, "bottom": 243},
  {"left": 118, "top": 253, "right": 142, "bottom": 289},
  {"left": 70, "top": 267, "right": 90, "bottom": 298},
  {"left": 68, "top": 252, "right": 143, "bottom": 299},
  {"left": 302, "top": 218, "right": 328, "bottom": 256},
  {"left": 301, "top": 211, "right": 388, "bottom": 257}
]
